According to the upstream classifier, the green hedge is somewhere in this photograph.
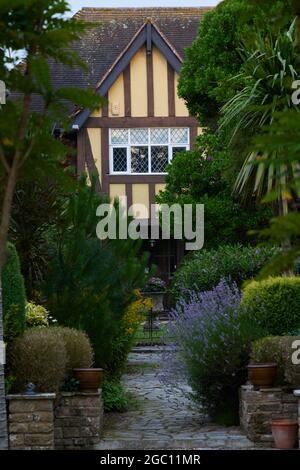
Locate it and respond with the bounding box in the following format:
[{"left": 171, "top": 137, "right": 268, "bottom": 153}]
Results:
[
  {"left": 2, "top": 243, "right": 26, "bottom": 342},
  {"left": 171, "top": 244, "right": 279, "bottom": 301},
  {"left": 242, "top": 276, "right": 300, "bottom": 336}
]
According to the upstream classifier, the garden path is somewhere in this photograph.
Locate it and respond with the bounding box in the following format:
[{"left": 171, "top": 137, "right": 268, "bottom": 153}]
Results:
[{"left": 95, "top": 347, "right": 256, "bottom": 450}]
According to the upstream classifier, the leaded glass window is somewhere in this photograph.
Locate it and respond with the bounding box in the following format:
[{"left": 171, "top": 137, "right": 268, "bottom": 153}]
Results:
[
  {"left": 151, "top": 146, "right": 169, "bottom": 173},
  {"left": 110, "top": 128, "right": 189, "bottom": 174},
  {"left": 131, "top": 147, "right": 149, "bottom": 173},
  {"left": 112, "top": 147, "right": 127, "bottom": 172}
]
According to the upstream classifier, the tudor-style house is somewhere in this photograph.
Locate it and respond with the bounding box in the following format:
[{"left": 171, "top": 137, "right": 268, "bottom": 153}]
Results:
[{"left": 63, "top": 7, "right": 212, "bottom": 278}]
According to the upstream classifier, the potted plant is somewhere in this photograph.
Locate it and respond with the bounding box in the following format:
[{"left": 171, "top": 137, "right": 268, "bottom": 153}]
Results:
[
  {"left": 73, "top": 368, "right": 104, "bottom": 392},
  {"left": 247, "top": 363, "right": 277, "bottom": 387},
  {"left": 142, "top": 277, "right": 167, "bottom": 313},
  {"left": 272, "top": 419, "right": 298, "bottom": 449}
]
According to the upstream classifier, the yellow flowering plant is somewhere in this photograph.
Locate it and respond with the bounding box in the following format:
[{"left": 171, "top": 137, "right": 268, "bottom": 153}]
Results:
[
  {"left": 108, "top": 290, "right": 152, "bottom": 378},
  {"left": 124, "top": 289, "right": 152, "bottom": 336}
]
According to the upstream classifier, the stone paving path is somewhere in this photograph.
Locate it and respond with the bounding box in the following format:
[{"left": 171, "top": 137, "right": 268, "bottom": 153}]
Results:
[{"left": 96, "top": 347, "right": 255, "bottom": 450}]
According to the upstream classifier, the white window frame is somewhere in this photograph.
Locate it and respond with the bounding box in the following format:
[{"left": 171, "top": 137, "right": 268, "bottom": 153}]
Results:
[{"left": 109, "top": 128, "right": 190, "bottom": 175}]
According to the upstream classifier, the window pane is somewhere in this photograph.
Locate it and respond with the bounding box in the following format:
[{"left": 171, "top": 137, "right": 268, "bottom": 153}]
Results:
[
  {"left": 150, "top": 128, "right": 169, "bottom": 144},
  {"left": 113, "top": 147, "right": 127, "bottom": 172},
  {"left": 171, "top": 128, "right": 189, "bottom": 144},
  {"left": 111, "top": 129, "right": 128, "bottom": 145},
  {"left": 131, "top": 146, "right": 149, "bottom": 173},
  {"left": 151, "top": 146, "right": 168, "bottom": 173},
  {"left": 130, "top": 128, "right": 148, "bottom": 145},
  {"left": 172, "top": 147, "right": 187, "bottom": 158}
]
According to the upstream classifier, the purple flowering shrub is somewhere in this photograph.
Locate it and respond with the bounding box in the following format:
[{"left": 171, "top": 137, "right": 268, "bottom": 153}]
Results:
[{"left": 161, "top": 280, "right": 264, "bottom": 425}]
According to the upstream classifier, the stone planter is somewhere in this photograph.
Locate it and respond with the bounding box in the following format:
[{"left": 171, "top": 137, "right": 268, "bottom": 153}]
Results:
[{"left": 142, "top": 291, "right": 165, "bottom": 313}]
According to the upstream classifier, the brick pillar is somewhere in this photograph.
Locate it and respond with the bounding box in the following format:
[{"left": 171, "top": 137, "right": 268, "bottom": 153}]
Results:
[
  {"left": 0, "top": 282, "right": 8, "bottom": 450},
  {"left": 240, "top": 385, "right": 298, "bottom": 446},
  {"left": 7, "top": 393, "right": 56, "bottom": 450},
  {"left": 293, "top": 390, "right": 300, "bottom": 448},
  {"left": 54, "top": 391, "right": 103, "bottom": 449}
]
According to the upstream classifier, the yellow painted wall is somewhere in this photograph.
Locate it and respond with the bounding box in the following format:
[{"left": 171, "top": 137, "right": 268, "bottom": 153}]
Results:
[
  {"left": 87, "top": 128, "right": 102, "bottom": 183},
  {"left": 130, "top": 46, "right": 147, "bottom": 117},
  {"left": 198, "top": 127, "right": 204, "bottom": 136},
  {"left": 108, "top": 73, "right": 125, "bottom": 117},
  {"left": 132, "top": 184, "right": 149, "bottom": 219},
  {"left": 153, "top": 47, "right": 168, "bottom": 117},
  {"left": 85, "top": 165, "right": 91, "bottom": 186},
  {"left": 155, "top": 183, "right": 166, "bottom": 195},
  {"left": 109, "top": 184, "right": 126, "bottom": 200},
  {"left": 90, "top": 107, "right": 102, "bottom": 118},
  {"left": 175, "top": 72, "right": 189, "bottom": 117}
]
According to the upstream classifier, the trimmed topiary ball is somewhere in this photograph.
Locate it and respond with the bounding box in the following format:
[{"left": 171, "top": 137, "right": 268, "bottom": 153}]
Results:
[
  {"left": 8, "top": 328, "right": 67, "bottom": 393},
  {"left": 54, "top": 326, "right": 94, "bottom": 373},
  {"left": 242, "top": 276, "right": 300, "bottom": 336}
]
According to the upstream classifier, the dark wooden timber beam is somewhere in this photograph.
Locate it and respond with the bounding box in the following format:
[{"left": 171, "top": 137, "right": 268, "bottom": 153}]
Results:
[{"left": 85, "top": 116, "right": 199, "bottom": 128}]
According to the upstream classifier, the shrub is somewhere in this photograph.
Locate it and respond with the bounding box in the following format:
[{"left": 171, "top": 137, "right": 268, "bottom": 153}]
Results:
[
  {"left": 161, "top": 280, "right": 264, "bottom": 425},
  {"left": 251, "top": 336, "right": 300, "bottom": 388},
  {"left": 242, "top": 276, "right": 300, "bottom": 336},
  {"left": 107, "top": 291, "right": 151, "bottom": 378},
  {"left": 54, "top": 326, "right": 94, "bottom": 373},
  {"left": 102, "top": 379, "right": 129, "bottom": 412},
  {"left": 3, "top": 305, "right": 24, "bottom": 344},
  {"left": 5, "top": 375, "right": 16, "bottom": 395},
  {"left": 8, "top": 328, "right": 67, "bottom": 392},
  {"left": 171, "top": 244, "right": 279, "bottom": 302},
  {"left": 2, "top": 243, "right": 26, "bottom": 341},
  {"left": 44, "top": 179, "right": 148, "bottom": 369},
  {"left": 25, "top": 302, "right": 49, "bottom": 328}
]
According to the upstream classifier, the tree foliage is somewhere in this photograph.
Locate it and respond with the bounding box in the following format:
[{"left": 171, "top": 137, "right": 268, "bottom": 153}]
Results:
[
  {"left": 178, "top": 0, "right": 294, "bottom": 126},
  {"left": 0, "top": 0, "right": 103, "bottom": 268},
  {"left": 43, "top": 178, "right": 148, "bottom": 370},
  {"left": 220, "top": 19, "right": 299, "bottom": 208},
  {"left": 8, "top": 182, "right": 67, "bottom": 298},
  {"left": 156, "top": 131, "right": 271, "bottom": 248}
]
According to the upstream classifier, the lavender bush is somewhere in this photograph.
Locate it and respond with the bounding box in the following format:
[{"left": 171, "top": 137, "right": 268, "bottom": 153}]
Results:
[{"left": 161, "top": 280, "right": 265, "bottom": 425}]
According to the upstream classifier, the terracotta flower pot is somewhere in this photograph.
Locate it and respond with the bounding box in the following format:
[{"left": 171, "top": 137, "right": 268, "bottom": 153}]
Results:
[
  {"left": 247, "top": 363, "right": 277, "bottom": 387},
  {"left": 73, "top": 368, "right": 103, "bottom": 392},
  {"left": 272, "top": 419, "right": 298, "bottom": 449}
]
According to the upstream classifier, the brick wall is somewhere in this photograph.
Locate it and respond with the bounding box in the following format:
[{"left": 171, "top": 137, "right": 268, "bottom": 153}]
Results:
[
  {"left": 294, "top": 390, "right": 300, "bottom": 448},
  {"left": 240, "top": 385, "right": 298, "bottom": 446},
  {"left": 0, "top": 284, "right": 8, "bottom": 450},
  {"left": 0, "top": 365, "right": 7, "bottom": 450},
  {"left": 7, "top": 394, "right": 56, "bottom": 450},
  {"left": 54, "top": 391, "right": 103, "bottom": 449}
]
